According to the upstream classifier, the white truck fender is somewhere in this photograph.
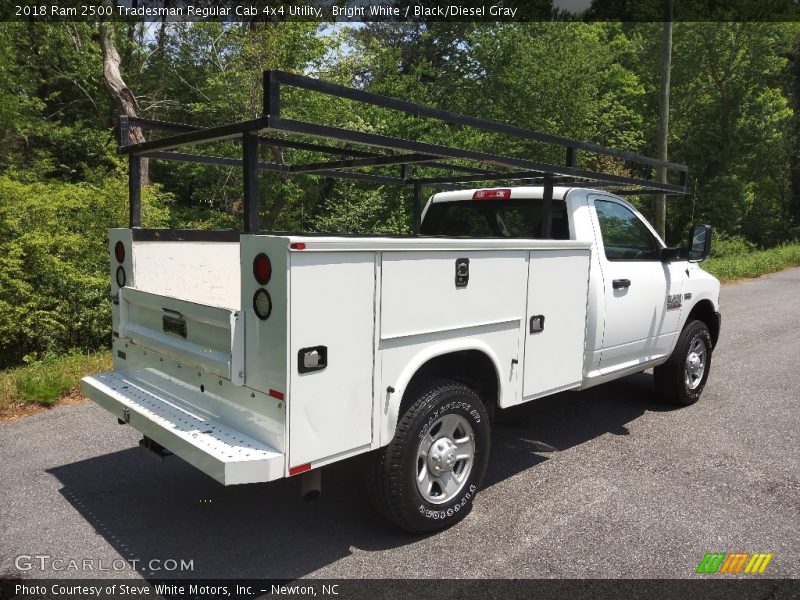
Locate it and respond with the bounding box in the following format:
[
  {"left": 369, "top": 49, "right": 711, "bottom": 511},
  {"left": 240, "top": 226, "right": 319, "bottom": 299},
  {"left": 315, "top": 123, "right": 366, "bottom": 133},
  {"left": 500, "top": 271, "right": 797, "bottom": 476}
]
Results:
[
  {"left": 683, "top": 292, "right": 719, "bottom": 317},
  {"left": 380, "top": 338, "right": 504, "bottom": 447}
]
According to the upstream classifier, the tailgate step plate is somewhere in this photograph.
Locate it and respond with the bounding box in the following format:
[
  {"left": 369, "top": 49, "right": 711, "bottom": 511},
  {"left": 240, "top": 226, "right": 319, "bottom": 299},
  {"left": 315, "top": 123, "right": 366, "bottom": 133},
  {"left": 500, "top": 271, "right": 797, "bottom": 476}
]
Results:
[{"left": 81, "top": 371, "right": 283, "bottom": 485}]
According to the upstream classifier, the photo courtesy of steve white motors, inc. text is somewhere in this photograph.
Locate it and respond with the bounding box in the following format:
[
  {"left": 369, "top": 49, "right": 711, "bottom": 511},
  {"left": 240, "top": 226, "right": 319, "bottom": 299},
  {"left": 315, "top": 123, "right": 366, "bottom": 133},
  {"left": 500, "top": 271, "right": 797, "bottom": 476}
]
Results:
[{"left": 14, "top": 582, "right": 341, "bottom": 598}]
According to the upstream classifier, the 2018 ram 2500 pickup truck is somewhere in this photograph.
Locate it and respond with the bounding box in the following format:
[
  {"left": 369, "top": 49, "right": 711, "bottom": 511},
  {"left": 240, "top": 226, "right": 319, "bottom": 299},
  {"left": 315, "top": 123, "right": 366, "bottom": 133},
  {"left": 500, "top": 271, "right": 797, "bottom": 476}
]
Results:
[{"left": 82, "top": 71, "right": 719, "bottom": 532}]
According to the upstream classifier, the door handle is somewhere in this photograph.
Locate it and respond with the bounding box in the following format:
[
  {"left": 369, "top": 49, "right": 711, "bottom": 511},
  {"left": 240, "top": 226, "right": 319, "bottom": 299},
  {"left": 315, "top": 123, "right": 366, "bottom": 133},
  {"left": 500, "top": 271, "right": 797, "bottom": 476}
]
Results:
[
  {"left": 612, "top": 278, "right": 631, "bottom": 290},
  {"left": 530, "top": 315, "right": 545, "bottom": 334}
]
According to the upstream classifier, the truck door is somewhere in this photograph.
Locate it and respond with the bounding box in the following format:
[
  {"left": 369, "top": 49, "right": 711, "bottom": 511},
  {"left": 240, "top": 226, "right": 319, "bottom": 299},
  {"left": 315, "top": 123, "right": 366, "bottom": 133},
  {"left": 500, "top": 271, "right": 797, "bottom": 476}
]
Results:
[{"left": 590, "top": 196, "right": 684, "bottom": 372}]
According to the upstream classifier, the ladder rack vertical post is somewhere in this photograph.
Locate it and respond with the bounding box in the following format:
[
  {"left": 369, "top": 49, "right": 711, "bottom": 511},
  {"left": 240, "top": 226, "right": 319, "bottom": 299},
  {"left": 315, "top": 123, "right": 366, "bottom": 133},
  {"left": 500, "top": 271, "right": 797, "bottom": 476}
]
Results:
[
  {"left": 129, "top": 155, "right": 141, "bottom": 228},
  {"left": 541, "top": 174, "right": 553, "bottom": 239},
  {"left": 565, "top": 146, "right": 576, "bottom": 170},
  {"left": 413, "top": 183, "right": 422, "bottom": 236},
  {"left": 119, "top": 115, "right": 130, "bottom": 147},
  {"left": 121, "top": 115, "right": 142, "bottom": 229},
  {"left": 264, "top": 70, "right": 281, "bottom": 118},
  {"left": 243, "top": 132, "right": 260, "bottom": 233}
]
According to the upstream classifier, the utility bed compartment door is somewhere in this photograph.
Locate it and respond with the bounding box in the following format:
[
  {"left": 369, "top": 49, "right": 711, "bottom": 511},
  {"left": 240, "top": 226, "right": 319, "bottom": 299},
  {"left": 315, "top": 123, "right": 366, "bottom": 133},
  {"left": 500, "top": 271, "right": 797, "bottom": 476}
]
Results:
[
  {"left": 288, "top": 252, "right": 376, "bottom": 468},
  {"left": 522, "top": 249, "right": 591, "bottom": 400},
  {"left": 119, "top": 287, "right": 244, "bottom": 384}
]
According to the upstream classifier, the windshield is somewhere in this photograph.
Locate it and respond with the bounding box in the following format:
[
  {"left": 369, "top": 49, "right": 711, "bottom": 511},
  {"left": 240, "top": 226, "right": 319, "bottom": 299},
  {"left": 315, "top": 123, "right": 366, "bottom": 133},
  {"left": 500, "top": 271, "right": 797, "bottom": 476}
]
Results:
[{"left": 420, "top": 198, "right": 570, "bottom": 239}]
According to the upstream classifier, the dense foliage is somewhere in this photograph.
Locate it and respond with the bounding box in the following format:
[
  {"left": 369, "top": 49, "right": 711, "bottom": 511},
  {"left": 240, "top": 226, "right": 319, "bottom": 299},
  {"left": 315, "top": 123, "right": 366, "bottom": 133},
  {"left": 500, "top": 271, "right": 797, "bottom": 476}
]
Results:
[
  {"left": 0, "top": 176, "right": 170, "bottom": 366},
  {"left": 1, "top": 19, "right": 800, "bottom": 367}
]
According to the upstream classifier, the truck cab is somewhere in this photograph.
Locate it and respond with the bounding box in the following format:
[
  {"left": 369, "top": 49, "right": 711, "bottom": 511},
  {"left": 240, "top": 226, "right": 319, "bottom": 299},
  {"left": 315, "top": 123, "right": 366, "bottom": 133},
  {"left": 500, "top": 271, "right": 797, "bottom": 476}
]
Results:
[{"left": 421, "top": 186, "right": 721, "bottom": 389}]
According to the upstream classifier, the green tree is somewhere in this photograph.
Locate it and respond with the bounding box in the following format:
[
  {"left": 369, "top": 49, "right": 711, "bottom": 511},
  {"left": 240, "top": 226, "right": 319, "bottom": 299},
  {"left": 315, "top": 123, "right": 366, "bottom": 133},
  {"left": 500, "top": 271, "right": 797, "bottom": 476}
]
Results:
[
  {"left": 0, "top": 23, "right": 117, "bottom": 182},
  {"left": 622, "top": 23, "right": 798, "bottom": 244}
]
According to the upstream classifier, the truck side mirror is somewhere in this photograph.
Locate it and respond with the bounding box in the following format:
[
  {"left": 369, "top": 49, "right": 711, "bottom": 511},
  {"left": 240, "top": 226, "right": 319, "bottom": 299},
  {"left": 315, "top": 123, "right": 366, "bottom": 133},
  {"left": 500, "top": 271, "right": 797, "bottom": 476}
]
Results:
[{"left": 688, "top": 224, "right": 712, "bottom": 262}]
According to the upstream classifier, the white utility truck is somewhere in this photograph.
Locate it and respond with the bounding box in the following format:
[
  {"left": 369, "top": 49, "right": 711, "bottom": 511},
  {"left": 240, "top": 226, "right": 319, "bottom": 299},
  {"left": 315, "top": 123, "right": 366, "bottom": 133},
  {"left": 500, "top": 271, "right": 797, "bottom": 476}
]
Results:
[{"left": 82, "top": 72, "right": 721, "bottom": 532}]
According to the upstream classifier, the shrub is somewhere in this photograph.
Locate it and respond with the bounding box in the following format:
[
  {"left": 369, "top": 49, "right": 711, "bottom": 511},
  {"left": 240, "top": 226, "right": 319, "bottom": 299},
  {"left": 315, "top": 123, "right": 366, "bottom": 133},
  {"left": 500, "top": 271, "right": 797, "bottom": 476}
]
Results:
[
  {"left": 14, "top": 368, "right": 72, "bottom": 406},
  {"left": 703, "top": 243, "right": 800, "bottom": 281},
  {"left": 1, "top": 350, "right": 112, "bottom": 409},
  {"left": 709, "top": 234, "right": 756, "bottom": 259},
  {"left": 0, "top": 174, "right": 171, "bottom": 368}
]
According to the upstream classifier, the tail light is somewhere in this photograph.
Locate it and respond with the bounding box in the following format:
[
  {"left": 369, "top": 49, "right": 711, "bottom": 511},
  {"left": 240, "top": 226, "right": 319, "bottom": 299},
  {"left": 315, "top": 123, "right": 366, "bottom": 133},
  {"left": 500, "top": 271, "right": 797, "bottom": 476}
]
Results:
[
  {"left": 253, "top": 288, "right": 272, "bottom": 320},
  {"left": 253, "top": 253, "right": 272, "bottom": 285},
  {"left": 473, "top": 188, "right": 511, "bottom": 200},
  {"left": 114, "top": 241, "right": 125, "bottom": 263},
  {"left": 115, "top": 266, "right": 126, "bottom": 287}
]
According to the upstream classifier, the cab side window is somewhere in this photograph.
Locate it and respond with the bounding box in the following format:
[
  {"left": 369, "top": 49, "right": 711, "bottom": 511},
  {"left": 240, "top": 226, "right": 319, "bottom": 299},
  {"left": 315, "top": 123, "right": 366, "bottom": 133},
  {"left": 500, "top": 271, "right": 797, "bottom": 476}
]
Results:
[{"left": 594, "top": 200, "right": 659, "bottom": 261}]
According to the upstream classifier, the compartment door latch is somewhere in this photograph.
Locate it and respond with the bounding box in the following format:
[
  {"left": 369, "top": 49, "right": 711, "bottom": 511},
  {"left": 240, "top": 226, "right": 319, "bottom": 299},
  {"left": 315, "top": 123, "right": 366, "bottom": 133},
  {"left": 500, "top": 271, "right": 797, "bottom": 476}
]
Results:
[
  {"left": 299, "top": 346, "right": 328, "bottom": 374},
  {"left": 455, "top": 258, "right": 470, "bottom": 288}
]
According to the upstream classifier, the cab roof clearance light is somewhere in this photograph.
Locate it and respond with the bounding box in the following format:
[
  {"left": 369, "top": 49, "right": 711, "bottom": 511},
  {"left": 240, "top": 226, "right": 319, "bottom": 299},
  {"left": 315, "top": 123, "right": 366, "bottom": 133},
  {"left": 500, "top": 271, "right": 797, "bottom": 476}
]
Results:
[{"left": 473, "top": 188, "right": 511, "bottom": 200}]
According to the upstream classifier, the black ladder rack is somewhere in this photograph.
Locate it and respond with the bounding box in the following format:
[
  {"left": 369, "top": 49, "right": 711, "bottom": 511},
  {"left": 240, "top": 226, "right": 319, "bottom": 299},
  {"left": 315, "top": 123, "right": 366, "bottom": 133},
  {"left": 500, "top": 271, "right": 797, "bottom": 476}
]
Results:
[{"left": 119, "top": 69, "right": 690, "bottom": 235}]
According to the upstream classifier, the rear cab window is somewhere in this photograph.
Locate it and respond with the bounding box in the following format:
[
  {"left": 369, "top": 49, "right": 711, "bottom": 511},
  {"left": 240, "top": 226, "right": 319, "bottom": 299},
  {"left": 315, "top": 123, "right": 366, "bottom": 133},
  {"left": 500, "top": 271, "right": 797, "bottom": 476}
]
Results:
[{"left": 420, "top": 198, "right": 570, "bottom": 239}]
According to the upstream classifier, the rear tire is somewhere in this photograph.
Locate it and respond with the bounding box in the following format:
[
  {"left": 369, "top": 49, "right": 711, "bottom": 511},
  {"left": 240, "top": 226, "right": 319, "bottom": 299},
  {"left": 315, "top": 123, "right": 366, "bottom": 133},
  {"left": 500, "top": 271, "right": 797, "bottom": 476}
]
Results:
[
  {"left": 654, "top": 319, "right": 713, "bottom": 406},
  {"left": 368, "top": 379, "right": 490, "bottom": 533}
]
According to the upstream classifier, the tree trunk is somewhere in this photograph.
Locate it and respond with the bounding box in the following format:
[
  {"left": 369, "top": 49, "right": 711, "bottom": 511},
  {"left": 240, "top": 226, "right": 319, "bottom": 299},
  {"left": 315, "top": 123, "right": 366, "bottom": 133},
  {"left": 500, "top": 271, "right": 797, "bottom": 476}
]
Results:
[
  {"left": 655, "top": 1, "right": 673, "bottom": 241},
  {"left": 99, "top": 22, "right": 148, "bottom": 186},
  {"left": 122, "top": 22, "right": 134, "bottom": 73}
]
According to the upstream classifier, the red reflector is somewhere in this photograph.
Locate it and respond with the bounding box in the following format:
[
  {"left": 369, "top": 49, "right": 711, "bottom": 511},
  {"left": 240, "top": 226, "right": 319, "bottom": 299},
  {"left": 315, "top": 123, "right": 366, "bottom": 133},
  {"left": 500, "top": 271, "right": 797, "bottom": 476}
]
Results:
[
  {"left": 473, "top": 188, "right": 511, "bottom": 200},
  {"left": 290, "top": 242, "right": 306, "bottom": 250},
  {"left": 289, "top": 463, "right": 311, "bottom": 476},
  {"left": 114, "top": 241, "right": 125, "bottom": 263},
  {"left": 253, "top": 253, "right": 272, "bottom": 285},
  {"left": 268, "top": 389, "right": 284, "bottom": 400}
]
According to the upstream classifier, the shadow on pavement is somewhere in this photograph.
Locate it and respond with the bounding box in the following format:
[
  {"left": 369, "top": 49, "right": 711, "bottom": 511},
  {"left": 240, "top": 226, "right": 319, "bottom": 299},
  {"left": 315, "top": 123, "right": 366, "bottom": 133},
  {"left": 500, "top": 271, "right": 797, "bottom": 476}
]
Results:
[
  {"left": 47, "top": 372, "right": 671, "bottom": 579},
  {"left": 484, "top": 371, "right": 673, "bottom": 487}
]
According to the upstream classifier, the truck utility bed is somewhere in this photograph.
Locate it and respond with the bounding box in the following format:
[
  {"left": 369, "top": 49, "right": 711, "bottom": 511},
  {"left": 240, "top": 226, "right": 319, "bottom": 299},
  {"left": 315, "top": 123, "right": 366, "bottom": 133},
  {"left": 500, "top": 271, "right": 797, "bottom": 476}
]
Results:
[{"left": 84, "top": 230, "right": 592, "bottom": 485}]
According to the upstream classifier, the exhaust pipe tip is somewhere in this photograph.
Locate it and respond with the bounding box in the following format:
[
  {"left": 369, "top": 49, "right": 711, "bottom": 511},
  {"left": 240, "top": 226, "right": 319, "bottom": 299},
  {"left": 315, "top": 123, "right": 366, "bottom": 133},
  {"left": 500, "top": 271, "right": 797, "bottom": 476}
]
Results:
[{"left": 300, "top": 469, "right": 321, "bottom": 503}]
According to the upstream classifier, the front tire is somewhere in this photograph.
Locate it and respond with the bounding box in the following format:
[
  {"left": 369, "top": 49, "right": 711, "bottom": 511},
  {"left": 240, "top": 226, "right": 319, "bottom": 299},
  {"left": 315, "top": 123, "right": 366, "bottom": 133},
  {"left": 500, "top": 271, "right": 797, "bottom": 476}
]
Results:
[
  {"left": 654, "top": 319, "right": 713, "bottom": 406},
  {"left": 368, "top": 379, "right": 490, "bottom": 533}
]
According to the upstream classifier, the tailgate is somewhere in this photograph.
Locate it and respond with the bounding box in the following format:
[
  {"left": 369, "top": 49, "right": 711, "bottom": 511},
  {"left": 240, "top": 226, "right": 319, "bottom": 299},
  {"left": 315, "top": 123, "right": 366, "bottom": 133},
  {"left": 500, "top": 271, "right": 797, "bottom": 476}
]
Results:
[
  {"left": 81, "top": 371, "right": 283, "bottom": 485},
  {"left": 118, "top": 287, "right": 245, "bottom": 385}
]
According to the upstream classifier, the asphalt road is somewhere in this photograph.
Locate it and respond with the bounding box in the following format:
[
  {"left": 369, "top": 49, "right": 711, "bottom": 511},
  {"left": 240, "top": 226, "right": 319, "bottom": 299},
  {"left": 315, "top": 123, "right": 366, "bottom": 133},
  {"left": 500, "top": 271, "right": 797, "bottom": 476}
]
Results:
[{"left": 2, "top": 268, "right": 798, "bottom": 580}]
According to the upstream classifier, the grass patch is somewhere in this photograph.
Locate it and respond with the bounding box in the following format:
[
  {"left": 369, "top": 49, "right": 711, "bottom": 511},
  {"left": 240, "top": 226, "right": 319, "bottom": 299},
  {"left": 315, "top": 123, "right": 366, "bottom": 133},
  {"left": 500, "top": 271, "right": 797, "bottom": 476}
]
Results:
[
  {"left": 0, "top": 350, "right": 111, "bottom": 413},
  {"left": 15, "top": 369, "right": 72, "bottom": 405},
  {"left": 703, "top": 243, "right": 800, "bottom": 282}
]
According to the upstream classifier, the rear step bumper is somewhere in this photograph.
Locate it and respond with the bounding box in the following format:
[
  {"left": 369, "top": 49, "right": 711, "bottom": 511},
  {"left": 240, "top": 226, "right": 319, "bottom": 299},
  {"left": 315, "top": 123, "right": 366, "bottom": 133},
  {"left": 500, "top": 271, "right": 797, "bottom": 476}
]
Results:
[{"left": 81, "top": 372, "right": 284, "bottom": 485}]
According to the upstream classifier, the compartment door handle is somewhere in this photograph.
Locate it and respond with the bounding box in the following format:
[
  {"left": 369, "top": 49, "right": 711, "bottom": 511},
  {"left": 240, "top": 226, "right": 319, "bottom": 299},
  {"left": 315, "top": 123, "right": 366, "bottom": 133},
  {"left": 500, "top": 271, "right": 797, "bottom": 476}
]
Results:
[
  {"left": 612, "top": 278, "right": 631, "bottom": 290},
  {"left": 530, "top": 315, "right": 545, "bottom": 334}
]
